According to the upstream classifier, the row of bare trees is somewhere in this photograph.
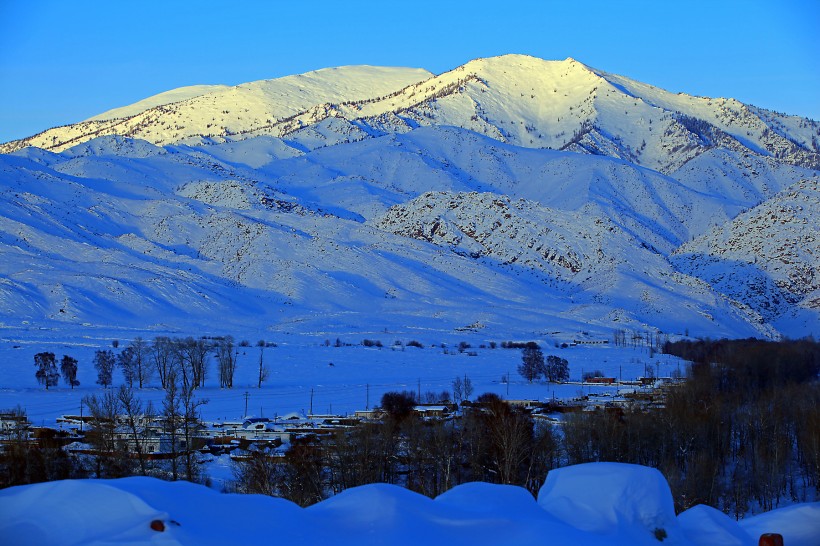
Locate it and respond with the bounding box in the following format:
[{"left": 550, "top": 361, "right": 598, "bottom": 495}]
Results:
[
  {"left": 34, "top": 335, "right": 251, "bottom": 392},
  {"left": 139, "top": 336, "right": 240, "bottom": 390},
  {"left": 0, "top": 383, "right": 210, "bottom": 488},
  {"left": 81, "top": 338, "right": 223, "bottom": 484}
]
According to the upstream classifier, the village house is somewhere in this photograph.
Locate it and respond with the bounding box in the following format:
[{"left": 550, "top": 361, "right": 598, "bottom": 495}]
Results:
[
  {"left": 412, "top": 405, "right": 451, "bottom": 419},
  {"left": 0, "top": 411, "right": 29, "bottom": 435}
]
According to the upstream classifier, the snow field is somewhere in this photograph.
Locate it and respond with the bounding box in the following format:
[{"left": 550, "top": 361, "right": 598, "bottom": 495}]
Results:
[{"left": 0, "top": 334, "right": 680, "bottom": 426}]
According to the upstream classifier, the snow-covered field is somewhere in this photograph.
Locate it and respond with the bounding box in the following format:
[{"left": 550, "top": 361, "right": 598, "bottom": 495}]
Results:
[
  {"left": 2, "top": 462, "right": 817, "bottom": 546},
  {"left": 1, "top": 329, "right": 677, "bottom": 427}
]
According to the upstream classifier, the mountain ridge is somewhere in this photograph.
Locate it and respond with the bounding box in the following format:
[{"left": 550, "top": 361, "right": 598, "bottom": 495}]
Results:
[{"left": 1, "top": 54, "right": 818, "bottom": 339}]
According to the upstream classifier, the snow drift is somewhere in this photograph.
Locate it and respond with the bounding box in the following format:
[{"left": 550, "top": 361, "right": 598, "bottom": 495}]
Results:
[{"left": 1, "top": 463, "right": 816, "bottom": 546}]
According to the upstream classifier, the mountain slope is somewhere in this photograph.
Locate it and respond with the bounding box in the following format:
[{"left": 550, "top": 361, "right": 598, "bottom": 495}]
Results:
[
  {"left": 1, "top": 54, "right": 818, "bottom": 339},
  {"left": 86, "top": 84, "right": 231, "bottom": 121},
  {"left": 0, "top": 132, "right": 777, "bottom": 339},
  {"left": 672, "top": 179, "right": 820, "bottom": 335}
]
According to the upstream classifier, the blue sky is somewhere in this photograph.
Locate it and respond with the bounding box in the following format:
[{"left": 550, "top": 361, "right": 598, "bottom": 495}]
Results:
[{"left": 1, "top": 0, "right": 818, "bottom": 143}]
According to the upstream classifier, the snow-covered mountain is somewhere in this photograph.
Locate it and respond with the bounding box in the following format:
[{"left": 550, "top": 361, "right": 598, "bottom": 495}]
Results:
[
  {"left": 1, "top": 55, "right": 818, "bottom": 339},
  {"left": 672, "top": 179, "right": 820, "bottom": 332},
  {"left": 2, "top": 65, "right": 433, "bottom": 153}
]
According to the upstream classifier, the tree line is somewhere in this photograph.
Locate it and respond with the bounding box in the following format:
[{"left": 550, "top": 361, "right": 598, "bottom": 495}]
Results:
[
  {"left": 32, "top": 335, "right": 268, "bottom": 391},
  {"left": 233, "top": 338, "right": 819, "bottom": 513},
  {"left": 233, "top": 390, "right": 561, "bottom": 506},
  {"left": 8, "top": 335, "right": 227, "bottom": 486},
  {"left": 564, "top": 338, "right": 819, "bottom": 515}
]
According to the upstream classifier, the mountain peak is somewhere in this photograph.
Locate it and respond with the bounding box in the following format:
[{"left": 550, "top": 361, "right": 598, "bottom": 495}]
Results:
[
  {"left": 3, "top": 54, "right": 818, "bottom": 178},
  {"left": 1, "top": 53, "right": 819, "bottom": 338}
]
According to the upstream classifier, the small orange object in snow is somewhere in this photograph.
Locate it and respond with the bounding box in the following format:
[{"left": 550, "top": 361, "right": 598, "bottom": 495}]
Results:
[
  {"left": 150, "top": 520, "right": 166, "bottom": 532},
  {"left": 759, "top": 533, "right": 784, "bottom": 546}
]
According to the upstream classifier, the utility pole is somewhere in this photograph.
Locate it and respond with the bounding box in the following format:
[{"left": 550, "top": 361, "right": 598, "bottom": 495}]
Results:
[
  {"left": 417, "top": 378, "right": 421, "bottom": 402},
  {"left": 366, "top": 383, "right": 369, "bottom": 410},
  {"left": 79, "top": 399, "right": 83, "bottom": 433},
  {"left": 506, "top": 369, "right": 510, "bottom": 397},
  {"left": 243, "top": 391, "right": 249, "bottom": 418},
  {"left": 310, "top": 388, "right": 314, "bottom": 416}
]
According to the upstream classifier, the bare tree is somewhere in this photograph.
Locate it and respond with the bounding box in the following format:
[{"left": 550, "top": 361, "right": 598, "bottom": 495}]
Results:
[
  {"left": 450, "top": 375, "right": 474, "bottom": 405},
  {"left": 216, "top": 336, "right": 237, "bottom": 388},
  {"left": 257, "top": 340, "right": 269, "bottom": 388},
  {"left": 120, "top": 337, "right": 150, "bottom": 388},
  {"left": 161, "top": 365, "right": 208, "bottom": 482},
  {"left": 482, "top": 397, "right": 533, "bottom": 485},
  {"left": 150, "top": 336, "right": 175, "bottom": 389},
  {"left": 452, "top": 376, "right": 463, "bottom": 405},
  {"left": 177, "top": 337, "right": 211, "bottom": 390},
  {"left": 174, "top": 338, "right": 195, "bottom": 392},
  {"left": 83, "top": 390, "right": 129, "bottom": 478},
  {"left": 326, "top": 424, "right": 391, "bottom": 493},
  {"left": 279, "top": 440, "right": 326, "bottom": 507},
  {"left": 462, "top": 374, "right": 474, "bottom": 402},
  {"left": 233, "top": 449, "right": 284, "bottom": 496},
  {"left": 180, "top": 378, "right": 208, "bottom": 482},
  {"left": 117, "top": 385, "right": 154, "bottom": 476},
  {"left": 161, "top": 369, "right": 182, "bottom": 481},
  {"left": 118, "top": 346, "right": 138, "bottom": 389},
  {"left": 169, "top": 337, "right": 211, "bottom": 392}
]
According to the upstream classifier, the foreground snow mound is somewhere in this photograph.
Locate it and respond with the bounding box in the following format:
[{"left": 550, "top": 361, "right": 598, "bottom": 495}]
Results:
[
  {"left": 306, "top": 482, "right": 598, "bottom": 545},
  {"left": 537, "top": 462, "right": 683, "bottom": 544},
  {"left": 0, "top": 480, "right": 177, "bottom": 546},
  {"left": 739, "top": 502, "right": 820, "bottom": 546},
  {"left": 1, "top": 466, "right": 817, "bottom": 546},
  {"left": 678, "top": 501, "right": 820, "bottom": 546},
  {"left": 678, "top": 504, "right": 754, "bottom": 546}
]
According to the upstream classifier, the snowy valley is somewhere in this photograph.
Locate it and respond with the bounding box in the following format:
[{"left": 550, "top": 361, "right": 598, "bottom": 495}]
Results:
[{"left": 1, "top": 54, "right": 819, "bottom": 545}]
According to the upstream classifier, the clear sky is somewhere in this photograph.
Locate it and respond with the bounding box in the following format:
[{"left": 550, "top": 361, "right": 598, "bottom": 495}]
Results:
[{"left": 1, "top": 0, "right": 818, "bottom": 144}]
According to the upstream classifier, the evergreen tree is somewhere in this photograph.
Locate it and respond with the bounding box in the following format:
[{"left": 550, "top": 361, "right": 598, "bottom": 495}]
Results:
[
  {"left": 518, "top": 343, "right": 544, "bottom": 383},
  {"left": 545, "top": 355, "right": 569, "bottom": 382},
  {"left": 118, "top": 346, "right": 137, "bottom": 388},
  {"left": 94, "top": 349, "right": 116, "bottom": 388},
  {"left": 34, "top": 352, "right": 59, "bottom": 390},
  {"left": 60, "top": 355, "right": 79, "bottom": 388}
]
